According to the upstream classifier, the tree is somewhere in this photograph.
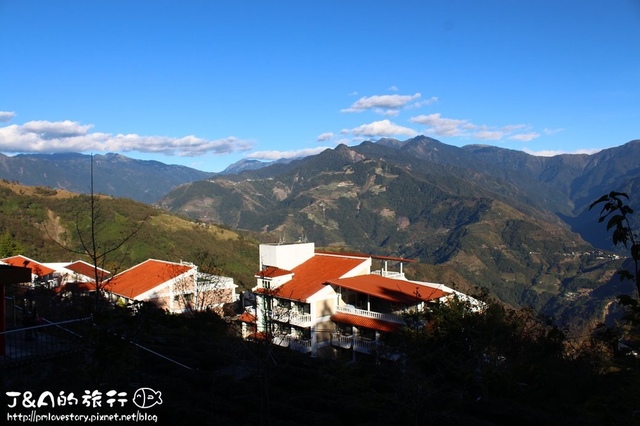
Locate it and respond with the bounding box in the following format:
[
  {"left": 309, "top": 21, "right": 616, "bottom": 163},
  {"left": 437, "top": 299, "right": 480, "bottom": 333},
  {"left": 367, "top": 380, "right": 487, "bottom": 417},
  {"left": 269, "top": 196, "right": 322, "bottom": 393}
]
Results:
[
  {"left": 590, "top": 191, "right": 640, "bottom": 356},
  {"left": 590, "top": 191, "right": 640, "bottom": 298},
  {"left": 171, "top": 257, "right": 236, "bottom": 316},
  {"left": 0, "top": 231, "right": 24, "bottom": 257},
  {"left": 50, "top": 155, "right": 147, "bottom": 311}
]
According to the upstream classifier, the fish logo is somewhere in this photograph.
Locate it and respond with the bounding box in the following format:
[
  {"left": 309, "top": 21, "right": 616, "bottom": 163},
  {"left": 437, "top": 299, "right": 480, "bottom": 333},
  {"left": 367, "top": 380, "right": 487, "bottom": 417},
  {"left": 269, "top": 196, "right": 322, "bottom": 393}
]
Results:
[{"left": 132, "top": 388, "right": 163, "bottom": 409}]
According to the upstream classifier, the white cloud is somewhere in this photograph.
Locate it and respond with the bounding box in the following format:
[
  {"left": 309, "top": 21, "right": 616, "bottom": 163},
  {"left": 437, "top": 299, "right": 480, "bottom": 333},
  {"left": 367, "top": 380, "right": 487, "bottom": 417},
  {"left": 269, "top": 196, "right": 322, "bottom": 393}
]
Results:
[
  {"left": 0, "top": 119, "right": 253, "bottom": 156},
  {"left": 317, "top": 132, "right": 334, "bottom": 142},
  {"left": 410, "top": 113, "right": 472, "bottom": 137},
  {"left": 22, "top": 120, "right": 94, "bottom": 139},
  {"left": 343, "top": 119, "right": 418, "bottom": 137},
  {"left": 543, "top": 128, "right": 564, "bottom": 135},
  {"left": 473, "top": 130, "right": 506, "bottom": 140},
  {"left": 388, "top": 85, "right": 399, "bottom": 92},
  {"left": 410, "top": 96, "right": 439, "bottom": 109},
  {"left": 248, "top": 146, "right": 330, "bottom": 161},
  {"left": 341, "top": 93, "right": 422, "bottom": 113},
  {"left": 523, "top": 147, "right": 601, "bottom": 157},
  {"left": 411, "top": 113, "right": 541, "bottom": 143},
  {"left": 0, "top": 111, "right": 16, "bottom": 123},
  {"left": 509, "top": 132, "right": 540, "bottom": 142}
]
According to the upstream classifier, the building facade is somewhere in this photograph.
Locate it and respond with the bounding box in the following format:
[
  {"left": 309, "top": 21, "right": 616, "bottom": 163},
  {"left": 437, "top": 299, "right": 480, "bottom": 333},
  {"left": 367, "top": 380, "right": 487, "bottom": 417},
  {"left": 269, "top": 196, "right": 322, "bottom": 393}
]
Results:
[{"left": 244, "top": 242, "right": 457, "bottom": 358}]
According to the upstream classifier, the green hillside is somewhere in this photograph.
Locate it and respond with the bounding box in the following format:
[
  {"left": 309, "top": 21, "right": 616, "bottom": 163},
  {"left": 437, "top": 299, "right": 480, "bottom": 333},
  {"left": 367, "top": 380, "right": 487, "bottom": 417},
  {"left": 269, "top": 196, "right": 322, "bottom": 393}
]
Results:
[{"left": 0, "top": 180, "right": 258, "bottom": 289}]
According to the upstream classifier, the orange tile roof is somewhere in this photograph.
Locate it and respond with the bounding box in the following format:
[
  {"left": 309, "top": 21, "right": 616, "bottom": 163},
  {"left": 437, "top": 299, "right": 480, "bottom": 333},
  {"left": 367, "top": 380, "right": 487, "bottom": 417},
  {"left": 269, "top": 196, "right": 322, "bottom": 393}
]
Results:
[
  {"left": 331, "top": 312, "right": 401, "bottom": 333},
  {"left": 65, "top": 261, "right": 110, "bottom": 280},
  {"left": 53, "top": 281, "right": 95, "bottom": 294},
  {"left": 325, "top": 275, "right": 449, "bottom": 305},
  {"left": 238, "top": 311, "right": 257, "bottom": 323},
  {"left": 1, "top": 255, "right": 55, "bottom": 277},
  {"left": 255, "top": 266, "right": 293, "bottom": 278},
  {"left": 107, "top": 259, "right": 193, "bottom": 300},
  {"left": 266, "top": 254, "right": 368, "bottom": 302}
]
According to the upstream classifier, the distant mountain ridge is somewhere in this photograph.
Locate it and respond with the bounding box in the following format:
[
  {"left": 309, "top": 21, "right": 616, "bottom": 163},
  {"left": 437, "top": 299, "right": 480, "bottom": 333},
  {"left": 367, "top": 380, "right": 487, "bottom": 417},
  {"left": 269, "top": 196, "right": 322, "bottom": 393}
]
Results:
[
  {"left": 0, "top": 152, "right": 213, "bottom": 204},
  {"left": 155, "top": 136, "right": 640, "bottom": 329},
  {"left": 219, "top": 157, "right": 296, "bottom": 175}
]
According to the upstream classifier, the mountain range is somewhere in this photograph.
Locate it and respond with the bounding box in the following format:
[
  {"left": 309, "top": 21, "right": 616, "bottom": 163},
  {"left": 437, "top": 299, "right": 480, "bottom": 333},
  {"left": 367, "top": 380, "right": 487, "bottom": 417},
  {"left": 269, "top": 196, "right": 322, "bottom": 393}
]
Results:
[
  {"left": 1, "top": 137, "right": 639, "bottom": 329},
  {"left": 155, "top": 136, "right": 640, "bottom": 329},
  {"left": 0, "top": 152, "right": 212, "bottom": 204}
]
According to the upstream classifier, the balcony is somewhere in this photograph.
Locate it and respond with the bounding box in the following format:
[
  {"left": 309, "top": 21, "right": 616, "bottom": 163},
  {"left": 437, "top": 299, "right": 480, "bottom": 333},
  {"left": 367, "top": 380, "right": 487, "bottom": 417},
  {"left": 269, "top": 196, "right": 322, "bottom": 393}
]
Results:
[
  {"left": 336, "top": 305, "right": 405, "bottom": 325},
  {"left": 270, "top": 307, "right": 311, "bottom": 327}
]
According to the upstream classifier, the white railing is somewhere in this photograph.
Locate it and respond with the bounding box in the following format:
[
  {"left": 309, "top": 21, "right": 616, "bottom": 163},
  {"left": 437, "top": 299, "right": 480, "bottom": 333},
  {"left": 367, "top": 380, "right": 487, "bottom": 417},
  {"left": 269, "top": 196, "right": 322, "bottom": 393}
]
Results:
[
  {"left": 331, "top": 334, "right": 353, "bottom": 349},
  {"left": 353, "top": 337, "right": 377, "bottom": 354},
  {"left": 271, "top": 309, "right": 290, "bottom": 322},
  {"left": 289, "top": 338, "right": 312, "bottom": 353},
  {"left": 336, "top": 305, "right": 405, "bottom": 324},
  {"left": 371, "top": 270, "right": 405, "bottom": 279},
  {"left": 289, "top": 311, "right": 312, "bottom": 326},
  {"left": 272, "top": 334, "right": 290, "bottom": 347}
]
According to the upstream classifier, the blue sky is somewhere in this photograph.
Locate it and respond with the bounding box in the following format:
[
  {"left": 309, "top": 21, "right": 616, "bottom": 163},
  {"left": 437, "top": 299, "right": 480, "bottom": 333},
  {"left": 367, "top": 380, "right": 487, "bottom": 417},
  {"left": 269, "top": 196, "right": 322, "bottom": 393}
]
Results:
[{"left": 1, "top": 1, "right": 639, "bottom": 172}]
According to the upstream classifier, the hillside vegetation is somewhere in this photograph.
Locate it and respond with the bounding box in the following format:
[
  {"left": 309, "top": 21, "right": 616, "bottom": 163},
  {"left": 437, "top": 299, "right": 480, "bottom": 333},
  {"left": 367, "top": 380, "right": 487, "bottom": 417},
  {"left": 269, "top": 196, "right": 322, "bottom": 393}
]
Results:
[{"left": 0, "top": 180, "right": 258, "bottom": 289}]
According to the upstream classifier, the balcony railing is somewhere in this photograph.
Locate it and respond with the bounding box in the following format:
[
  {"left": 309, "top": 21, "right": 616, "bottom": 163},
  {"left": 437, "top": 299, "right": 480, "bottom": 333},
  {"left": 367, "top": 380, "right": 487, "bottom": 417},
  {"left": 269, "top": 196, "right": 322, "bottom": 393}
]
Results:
[
  {"left": 336, "top": 305, "right": 405, "bottom": 324},
  {"left": 289, "top": 311, "right": 312, "bottom": 326},
  {"left": 289, "top": 338, "right": 312, "bottom": 353},
  {"left": 270, "top": 308, "right": 311, "bottom": 326},
  {"left": 272, "top": 334, "right": 290, "bottom": 347},
  {"left": 353, "top": 337, "right": 376, "bottom": 354},
  {"left": 371, "top": 270, "right": 405, "bottom": 280},
  {"left": 331, "top": 334, "right": 352, "bottom": 349}
]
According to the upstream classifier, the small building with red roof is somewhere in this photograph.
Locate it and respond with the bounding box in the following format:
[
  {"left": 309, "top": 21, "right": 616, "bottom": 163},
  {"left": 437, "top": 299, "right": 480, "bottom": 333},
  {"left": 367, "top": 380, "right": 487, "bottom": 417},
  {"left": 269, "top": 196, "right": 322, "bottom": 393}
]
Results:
[
  {"left": 1, "top": 255, "right": 56, "bottom": 286},
  {"left": 62, "top": 260, "right": 111, "bottom": 283},
  {"left": 105, "top": 259, "right": 196, "bottom": 313},
  {"left": 105, "top": 259, "right": 236, "bottom": 314}
]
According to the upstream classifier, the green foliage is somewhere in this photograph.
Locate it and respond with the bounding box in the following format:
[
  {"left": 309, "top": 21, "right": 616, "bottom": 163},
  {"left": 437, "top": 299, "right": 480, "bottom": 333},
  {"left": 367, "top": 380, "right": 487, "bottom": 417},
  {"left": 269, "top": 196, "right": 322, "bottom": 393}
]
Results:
[
  {"left": 0, "top": 181, "right": 258, "bottom": 290},
  {"left": 0, "top": 231, "right": 23, "bottom": 257},
  {"left": 381, "top": 296, "right": 623, "bottom": 423},
  {"left": 590, "top": 191, "right": 640, "bottom": 296}
]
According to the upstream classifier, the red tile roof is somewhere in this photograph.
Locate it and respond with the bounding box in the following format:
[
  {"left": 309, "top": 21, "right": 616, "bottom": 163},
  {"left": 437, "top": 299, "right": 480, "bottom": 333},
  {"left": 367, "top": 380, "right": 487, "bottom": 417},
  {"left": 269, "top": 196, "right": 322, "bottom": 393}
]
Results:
[
  {"left": 255, "top": 266, "right": 293, "bottom": 278},
  {"left": 65, "top": 261, "right": 110, "bottom": 280},
  {"left": 238, "top": 311, "right": 257, "bottom": 323},
  {"left": 266, "top": 254, "right": 368, "bottom": 302},
  {"left": 107, "top": 259, "right": 193, "bottom": 300},
  {"left": 330, "top": 312, "right": 401, "bottom": 333},
  {"left": 325, "top": 275, "right": 449, "bottom": 305},
  {"left": 53, "top": 281, "right": 95, "bottom": 294},
  {"left": 1, "top": 255, "right": 55, "bottom": 277}
]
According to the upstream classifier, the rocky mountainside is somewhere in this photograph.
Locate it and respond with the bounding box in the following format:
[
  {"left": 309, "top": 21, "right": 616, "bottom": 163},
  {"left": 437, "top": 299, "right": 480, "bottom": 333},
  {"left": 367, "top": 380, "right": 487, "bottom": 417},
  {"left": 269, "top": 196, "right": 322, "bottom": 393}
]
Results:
[{"left": 0, "top": 152, "right": 212, "bottom": 204}]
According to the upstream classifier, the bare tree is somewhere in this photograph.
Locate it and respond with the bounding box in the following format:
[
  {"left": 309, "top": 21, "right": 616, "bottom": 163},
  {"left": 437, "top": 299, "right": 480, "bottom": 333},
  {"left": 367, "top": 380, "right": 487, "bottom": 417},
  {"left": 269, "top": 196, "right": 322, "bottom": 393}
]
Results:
[
  {"left": 50, "top": 155, "right": 147, "bottom": 311},
  {"left": 172, "top": 254, "right": 236, "bottom": 315}
]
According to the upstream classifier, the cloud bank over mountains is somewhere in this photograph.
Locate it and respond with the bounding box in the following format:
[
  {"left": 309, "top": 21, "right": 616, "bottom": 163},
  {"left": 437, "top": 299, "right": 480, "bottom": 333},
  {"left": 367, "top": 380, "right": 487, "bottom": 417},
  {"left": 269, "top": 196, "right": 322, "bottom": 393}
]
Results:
[{"left": 0, "top": 114, "right": 253, "bottom": 157}]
